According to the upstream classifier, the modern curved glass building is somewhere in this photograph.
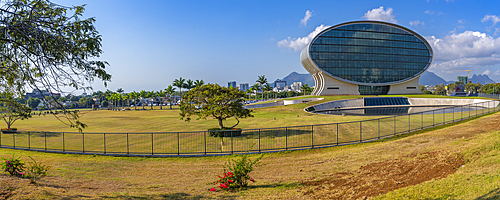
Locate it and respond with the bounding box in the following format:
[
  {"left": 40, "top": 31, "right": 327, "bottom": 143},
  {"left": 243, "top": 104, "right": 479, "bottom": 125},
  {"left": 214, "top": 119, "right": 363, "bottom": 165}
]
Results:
[{"left": 300, "top": 20, "right": 433, "bottom": 95}]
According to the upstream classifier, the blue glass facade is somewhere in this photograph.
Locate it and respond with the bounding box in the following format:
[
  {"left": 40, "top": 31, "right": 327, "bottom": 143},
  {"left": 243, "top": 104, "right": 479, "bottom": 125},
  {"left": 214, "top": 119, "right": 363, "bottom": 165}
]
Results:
[{"left": 309, "top": 23, "right": 432, "bottom": 85}]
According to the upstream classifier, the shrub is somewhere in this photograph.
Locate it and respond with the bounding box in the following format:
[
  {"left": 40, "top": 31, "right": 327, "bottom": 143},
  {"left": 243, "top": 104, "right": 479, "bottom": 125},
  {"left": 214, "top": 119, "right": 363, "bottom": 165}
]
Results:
[
  {"left": 25, "top": 156, "right": 51, "bottom": 183},
  {"left": 209, "top": 152, "right": 263, "bottom": 191},
  {"left": 1, "top": 155, "right": 25, "bottom": 177},
  {"left": 208, "top": 128, "right": 242, "bottom": 137}
]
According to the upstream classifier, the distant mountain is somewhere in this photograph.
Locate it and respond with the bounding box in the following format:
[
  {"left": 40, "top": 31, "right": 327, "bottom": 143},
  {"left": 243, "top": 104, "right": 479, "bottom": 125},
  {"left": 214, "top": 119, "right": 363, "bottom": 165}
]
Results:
[
  {"left": 275, "top": 71, "right": 454, "bottom": 87},
  {"left": 274, "top": 72, "right": 315, "bottom": 87},
  {"left": 419, "top": 71, "right": 449, "bottom": 86},
  {"left": 470, "top": 74, "right": 494, "bottom": 84}
]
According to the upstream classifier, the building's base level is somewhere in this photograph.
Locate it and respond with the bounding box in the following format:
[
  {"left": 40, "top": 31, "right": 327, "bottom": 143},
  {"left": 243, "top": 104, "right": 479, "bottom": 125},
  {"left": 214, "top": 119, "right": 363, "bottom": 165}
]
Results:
[{"left": 312, "top": 72, "right": 422, "bottom": 95}]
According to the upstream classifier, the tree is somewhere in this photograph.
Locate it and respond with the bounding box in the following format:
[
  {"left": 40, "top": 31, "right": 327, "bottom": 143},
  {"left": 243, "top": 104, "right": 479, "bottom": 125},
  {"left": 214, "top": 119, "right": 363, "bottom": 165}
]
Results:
[
  {"left": 0, "top": 91, "right": 31, "bottom": 129},
  {"left": 250, "top": 84, "right": 260, "bottom": 100},
  {"left": 434, "top": 84, "right": 446, "bottom": 95},
  {"left": 130, "top": 91, "right": 138, "bottom": 110},
  {"left": 194, "top": 79, "right": 205, "bottom": 87},
  {"left": 147, "top": 91, "right": 155, "bottom": 110},
  {"left": 263, "top": 83, "right": 272, "bottom": 100},
  {"left": 184, "top": 79, "right": 195, "bottom": 91},
  {"left": 256, "top": 75, "right": 267, "bottom": 100},
  {"left": 165, "top": 86, "right": 175, "bottom": 110},
  {"left": 173, "top": 77, "right": 186, "bottom": 99},
  {"left": 301, "top": 84, "right": 313, "bottom": 95},
  {"left": 116, "top": 88, "right": 124, "bottom": 94},
  {"left": 139, "top": 90, "right": 148, "bottom": 110},
  {"left": 27, "top": 98, "right": 41, "bottom": 110},
  {"left": 180, "top": 84, "right": 253, "bottom": 129},
  {"left": 157, "top": 90, "right": 166, "bottom": 110},
  {"left": 0, "top": 0, "right": 110, "bottom": 131}
]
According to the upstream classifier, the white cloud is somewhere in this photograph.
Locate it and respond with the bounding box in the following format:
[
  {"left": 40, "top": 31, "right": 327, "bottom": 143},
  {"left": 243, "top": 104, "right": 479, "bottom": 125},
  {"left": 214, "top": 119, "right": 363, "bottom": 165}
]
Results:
[
  {"left": 300, "top": 10, "right": 313, "bottom": 27},
  {"left": 494, "top": 70, "right": 500, "bottom": 76},
  {"left": 425, "top": 30, "right": 500, "bottom": 74},
  {"left": 483, "top": 70, "right": 491, "bottom": 75},
  {"left": 483, "top": 15, "right": 500, "bottom": 26},
  {"left": 424, "top": 10, "right": 434, "bottom": 15},
  {"left": 409, "top": 20, "right": 425, "bottom": 27},
  {"left": 362, "top": 6, "right": 397, "bottom": 23},
  {"left": 425, "top": 31, "right": 500, "bottom": 62},
  {"left": 277, "top": 24, "right": 331, "bottom": 51},
  {"left": 458, "top": 19, "right": 465, "bottom": 24}
]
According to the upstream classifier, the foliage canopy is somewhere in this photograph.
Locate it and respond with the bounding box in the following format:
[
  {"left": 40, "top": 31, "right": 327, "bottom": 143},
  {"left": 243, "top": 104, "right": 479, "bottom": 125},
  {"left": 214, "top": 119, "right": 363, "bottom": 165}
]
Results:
[
  {"left": 0, "top": 0, "right": 110, "bottom": 130},
  {"left": 179, "top": 84, "right": 253, "bottom": 129}
]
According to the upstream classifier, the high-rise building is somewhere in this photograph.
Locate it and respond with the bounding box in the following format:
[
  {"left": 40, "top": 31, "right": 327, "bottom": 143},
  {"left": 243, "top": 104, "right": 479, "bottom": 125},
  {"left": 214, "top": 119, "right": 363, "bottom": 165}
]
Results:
[
  {"left": 274, "top": 80, "right": 287, "bottom": 89},
  {"left": 457, "top": 76, "right": 468, "bottom": 84},
  {"left": 227, "top": 81, "right": 236, "bottom": 88},
  {"left": 239, "top": 83, "right": 249, "bottom": 91},
  {"left": 301, "top": 20, "right": 433, "bottom": 95}
]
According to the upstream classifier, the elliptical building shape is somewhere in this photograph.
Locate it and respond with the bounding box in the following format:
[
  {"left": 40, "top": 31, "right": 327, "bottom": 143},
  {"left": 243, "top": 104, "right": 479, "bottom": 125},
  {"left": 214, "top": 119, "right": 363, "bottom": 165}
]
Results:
[{"left": 300, "top": 20, "right": 434, "bottom": 95}]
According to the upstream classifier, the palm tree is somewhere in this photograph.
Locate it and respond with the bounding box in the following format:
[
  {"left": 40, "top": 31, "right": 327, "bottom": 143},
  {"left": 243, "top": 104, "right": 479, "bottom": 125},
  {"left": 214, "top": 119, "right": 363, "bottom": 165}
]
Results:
[
  {"left": 124, "top": 93, "right": 131, "bottom": 108},
  {"left": 194, "top": 79, "right": 205, "bottom": 88},
  {"left": 251, "top": 83, "right": 260, "bottom": 101},
  {"left": 301, "top": 84, "right": 310, "bottom": 96},
  {"left": 165, "top": 85, "right": 175, "bottom": 110},
  {"left": 147, "top": 90, "right": 155, "bottom": 110},
  {"left": 264, "top": 83, "right": 272, "bottom": 100},
  {"left": 173, "top": 77, "right": 185, "bottom": 99},
  {"left": 156, "top": 90, "right": 166, "bottom": 110},
  {"left": 139, "top": 90, "right": 148, "bottom": 110},
  {"left": 130, "top": 91, "right": 138, "bottom": 110},
  {"left": 256, "top": 75, "right": 267, "bottom": 101},
  {"left": 184, "top": 79, "right": 195, "bottom": 91}
]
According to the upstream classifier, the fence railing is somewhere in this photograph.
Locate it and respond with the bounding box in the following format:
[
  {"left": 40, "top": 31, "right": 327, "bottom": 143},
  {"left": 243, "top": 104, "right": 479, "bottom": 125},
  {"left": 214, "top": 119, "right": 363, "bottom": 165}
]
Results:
[{"left": 1, "top": 100, "right": 499, "bottom": 157}]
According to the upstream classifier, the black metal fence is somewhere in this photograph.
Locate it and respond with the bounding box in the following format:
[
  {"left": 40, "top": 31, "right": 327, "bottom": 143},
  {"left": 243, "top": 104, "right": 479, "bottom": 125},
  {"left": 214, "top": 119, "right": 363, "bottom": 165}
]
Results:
[{"left": 1, "top": 100, "right": 499, "bottom": 157}]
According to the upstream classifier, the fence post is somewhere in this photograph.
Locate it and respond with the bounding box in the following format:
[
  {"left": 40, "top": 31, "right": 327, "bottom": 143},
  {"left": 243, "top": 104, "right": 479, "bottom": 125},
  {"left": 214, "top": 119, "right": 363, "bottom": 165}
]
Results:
[
  {"left": 285, "top": 127, "right": 288, "bottom": 150},
  {"left": 44, "top": 132, "right": 47, "bottom": 151},
  {"left": 126, "top": 133, "right": 129, "bottom": 155},
  {"left": 104, "top": 133, "right": 106, "bottom": 154},
  {"left": 453, "top": 107, "right": 454, "bottom": 122},
  {"left": 336, "top": 123, "right": 339, "bottom": 145},
  {"left": 28, "top": 132, "right": 31, "bottom": 149},
  {"left": 432, "top": 110, "right": 435, "bottom": 126},
  {"left": 378, "top": 119, "right": 380, "bottom": 139},
  {"left": 469, "top": 104, "right": 471, "bottom": 119},
  {"left": 258, "top": 129, "right": 261, "bottom": 152},
  {"left": 461, "top": 105, "right": 463, "bottom": 120},
  {"left": 476, "top": 103, "right": 478, "bottom": 117},
  {"left": 13, "top": 132, "right": 15, "bottom": 148},
  {"left": 177, "top": 132, "right": 180, "bottom": 155},
  {"left": 421, "top": 112, "right": 423, "bottom": 130},
  {"left": 82, "top": 133, "right": 85, "bottom": 153},
  {"left": 359, "top": 121, "right": 362, "bottom": 143},
  {"left": 204, "top": 131, "right": 207, "bottom": 155},
  {"left": 408, "top": 114, "right": 410, "bottom": 133},
  {"left": 231, "top": 131, "right": 233, "bottom": 154},
  {"left": 394, "top": 116, "right": 396, "bottom": 135},
  {"left": 311, "top": 125, "right": 314, "bottom": 148},
  {"left": 62, "top": 132, "right": 64, "bottom": 152},
  {"left": 443, "top": 108, "right": 445, "bottom": 124},
  {"left": 151, "top": 133, "right": 154, "bottom": 155}
]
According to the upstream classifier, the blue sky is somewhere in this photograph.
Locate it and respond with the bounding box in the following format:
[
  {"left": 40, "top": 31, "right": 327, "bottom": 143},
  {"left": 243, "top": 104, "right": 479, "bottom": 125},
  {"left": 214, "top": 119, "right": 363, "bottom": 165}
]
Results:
[{"left": 55, "top": 0, "right": 500, "bottom": 93}]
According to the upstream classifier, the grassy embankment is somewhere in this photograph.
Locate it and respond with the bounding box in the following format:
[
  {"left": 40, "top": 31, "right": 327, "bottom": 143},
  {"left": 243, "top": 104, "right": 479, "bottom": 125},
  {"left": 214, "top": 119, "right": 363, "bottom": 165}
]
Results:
[{"left": 1, "top": 108, "right": 500, "bottom": 199}]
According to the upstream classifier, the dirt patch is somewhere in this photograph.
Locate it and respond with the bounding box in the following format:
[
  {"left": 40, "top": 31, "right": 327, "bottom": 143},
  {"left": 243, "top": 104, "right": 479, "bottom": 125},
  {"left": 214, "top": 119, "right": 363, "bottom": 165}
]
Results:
[{"left": 302, "top": 151, "right": 464, "bottom": 199}]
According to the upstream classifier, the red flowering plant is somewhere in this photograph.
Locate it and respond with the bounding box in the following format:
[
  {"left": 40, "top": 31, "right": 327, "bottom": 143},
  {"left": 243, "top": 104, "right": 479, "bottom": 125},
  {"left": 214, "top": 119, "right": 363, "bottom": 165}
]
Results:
[{"left": 208, "top": 152, "right": 263, "bottom": 191}]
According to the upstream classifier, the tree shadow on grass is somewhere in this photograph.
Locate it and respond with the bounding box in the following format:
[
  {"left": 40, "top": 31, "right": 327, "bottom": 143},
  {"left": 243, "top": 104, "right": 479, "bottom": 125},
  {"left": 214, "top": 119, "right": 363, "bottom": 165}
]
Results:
[{"left": 475, "top": 188, "right": 500, "bottom": 200}]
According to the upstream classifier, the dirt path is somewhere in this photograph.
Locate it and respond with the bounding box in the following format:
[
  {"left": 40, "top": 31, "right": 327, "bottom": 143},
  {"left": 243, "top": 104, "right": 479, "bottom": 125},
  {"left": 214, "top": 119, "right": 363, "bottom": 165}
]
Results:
[{"left": 302, "top": 151, "right": 465, "bottom": 199}]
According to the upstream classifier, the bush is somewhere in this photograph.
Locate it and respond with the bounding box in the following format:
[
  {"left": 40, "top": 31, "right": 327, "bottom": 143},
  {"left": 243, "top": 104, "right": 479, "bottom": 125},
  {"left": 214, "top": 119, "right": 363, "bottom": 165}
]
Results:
[
  {"left": 209, "top": 152, "right": 263, "bottom": 191},
  {"left": 25, "top": 156, "right": 51, "bottom": 183},
  {"left": 208, "top": 128, "right": 242, "bottom": 137},
  {"left": 1, "top": 155, "right": 50, "bottom": 183},
  {"left": 1, "top": 155, "right": 25, "bottom": 177}
]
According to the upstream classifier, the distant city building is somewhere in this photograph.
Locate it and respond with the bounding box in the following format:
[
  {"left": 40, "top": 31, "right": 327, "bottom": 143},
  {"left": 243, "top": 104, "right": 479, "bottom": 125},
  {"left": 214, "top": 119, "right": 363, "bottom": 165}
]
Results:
[
  {"left": 228, "top": 81, "right": 236, "bottom": 88},
  {"left": 291, "top": 82, "right": 303, "bottom": 92},
  {"left": 457, "top": 76, "right": 468, "bottom": 84},
  {"left": 239, "top": 83, "right": 249, "bottom": 91},
  {"left": 274, "top": 79, "right": 286, "bottom": 89},
  {"left": 25, "top": 90, "right": 60, "bottom": 100}
]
